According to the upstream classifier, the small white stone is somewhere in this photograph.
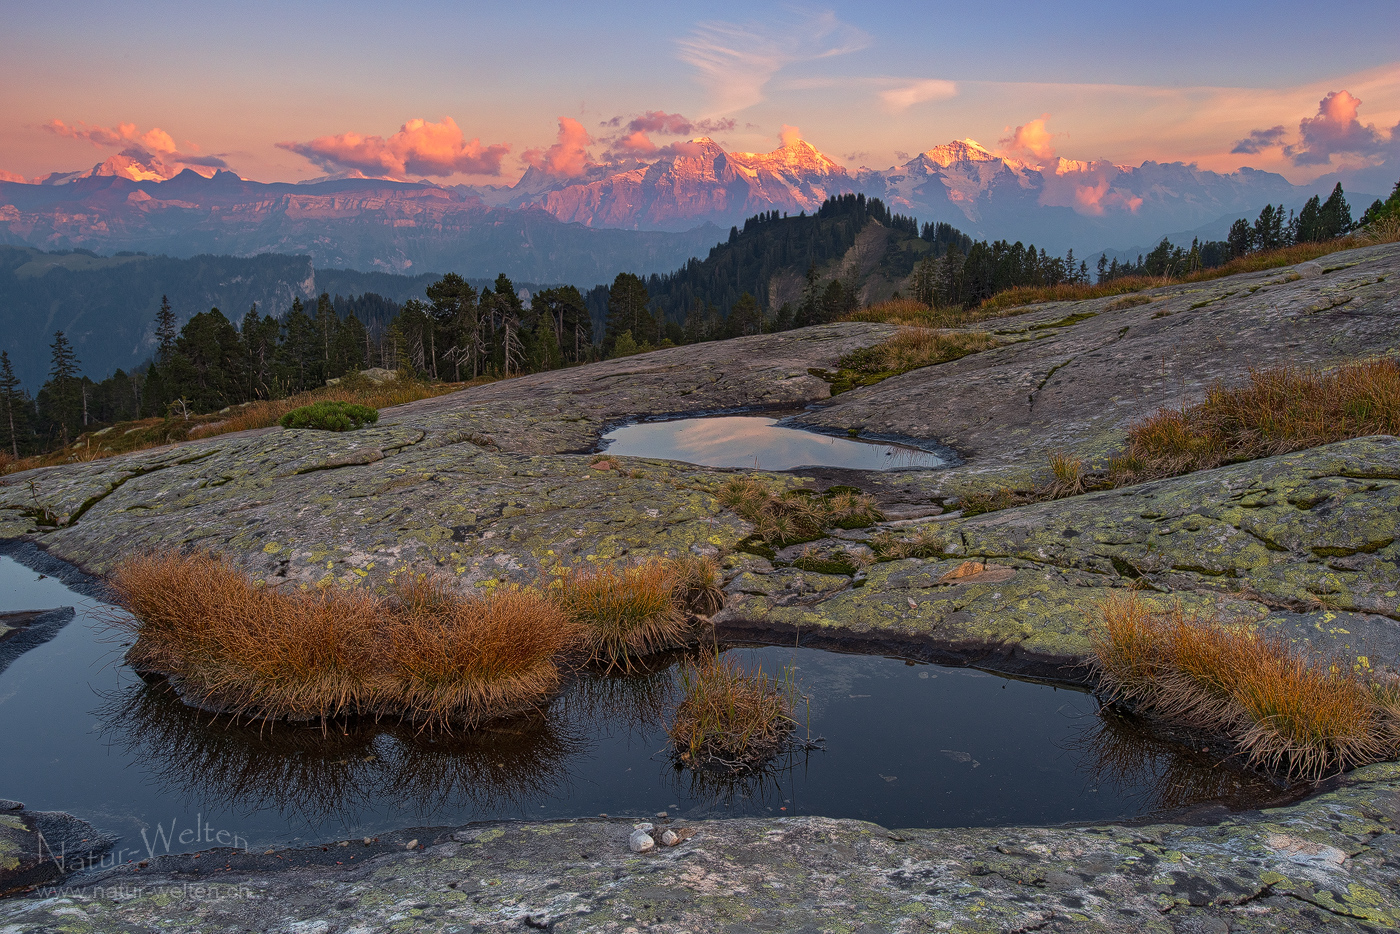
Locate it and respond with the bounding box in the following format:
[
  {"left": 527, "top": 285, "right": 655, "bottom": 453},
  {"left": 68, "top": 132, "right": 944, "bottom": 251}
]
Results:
[
  {"left": 628, "top": 830, "right": 655, "bottom": 853},
  {"left": 405, "top": 839, "right": 418, "bottom": 850},
  {"left": 661, "top": 830, "right": 680, "bottom": 846},
  {"left": 655, "top": 811, "right": 668, "bottom": 818}
]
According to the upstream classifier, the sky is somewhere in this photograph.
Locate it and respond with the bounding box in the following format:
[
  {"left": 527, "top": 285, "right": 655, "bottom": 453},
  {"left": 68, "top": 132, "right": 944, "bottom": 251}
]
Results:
[{"left": 2, "top": 0, "right": 1399, "bottom": 193}]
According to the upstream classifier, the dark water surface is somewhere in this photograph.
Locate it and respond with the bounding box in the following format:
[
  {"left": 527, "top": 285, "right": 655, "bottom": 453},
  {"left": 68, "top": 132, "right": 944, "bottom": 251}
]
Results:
[
  {"left": 0, "top": 555, "right": 1283, "bottom": 857},
  {"left": 602, "top": 415, "right": 945, "bottom": 471}
]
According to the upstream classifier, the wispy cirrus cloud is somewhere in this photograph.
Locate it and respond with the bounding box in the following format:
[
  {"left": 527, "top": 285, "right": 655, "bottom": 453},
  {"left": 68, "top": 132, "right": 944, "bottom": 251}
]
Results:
[
  {"left": 675, "top": 10, "right": 870, "bottom": 115},
  {"left": 278, "top": 117, "right": 510, "bottom": 178},
  {"left": 879, "top": 79, "right": 957, "bottom": 113}
]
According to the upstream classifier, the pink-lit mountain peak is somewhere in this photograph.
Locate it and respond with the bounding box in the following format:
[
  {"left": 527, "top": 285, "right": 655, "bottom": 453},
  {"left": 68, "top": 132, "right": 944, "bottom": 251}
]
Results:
[{"left": 730, "top": 136, "right": 846, "bottom": 177}]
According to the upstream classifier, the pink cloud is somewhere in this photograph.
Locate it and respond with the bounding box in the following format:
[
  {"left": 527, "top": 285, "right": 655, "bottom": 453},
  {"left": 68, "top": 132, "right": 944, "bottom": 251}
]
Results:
[
  {"left": 0, "top": 168, "right": 32, "bottom": 183},
  {"left": 522, "top": 117, "right": 593, "bottom": 177},
  {"left": 779, "top": 125, "right": 802, "bottom": 147},
  {"left": 1286, "top": 90, "right": 1394, "bottom": 165},
  {"left": 998, "top": 116, "right": 1057, "bottom": 163},
  {"left": 279, "top": 117, "right": 510, "bottom": 178},
  {"left": 43, "top": 119, "right": 178, "bottom": 153}
]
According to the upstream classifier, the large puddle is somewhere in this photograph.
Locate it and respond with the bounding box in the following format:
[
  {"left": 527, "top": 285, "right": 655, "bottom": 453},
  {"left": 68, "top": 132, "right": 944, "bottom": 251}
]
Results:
[
  {"left": 0, "top": 555, "right": 1288, "bottom": 857},
  {"left": 601, "top": 415, "right": 946, "bottom": 471}
]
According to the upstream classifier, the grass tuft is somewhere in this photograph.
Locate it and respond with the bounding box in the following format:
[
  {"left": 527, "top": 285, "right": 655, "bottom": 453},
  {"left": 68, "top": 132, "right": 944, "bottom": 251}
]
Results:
[
  {"left": 555, "top": 559, "right": 707, "bottom": 669},
  {"left": 1120, "top": 359, "right": 1400, "bottom": 481},
  {"left": 718, "top": 478, "right": 882, "bottom": 546},
  {"left": 279, "top": 400, "right": 379, "bottom": 431},
  {"left": 108, "top": 551, "right": 580, "bottom": 729},
  {"left": 1092, "top": 591, "right": 1395, "bottom": 780},
  {"left": 668, "top": 655, "right": 798, "bottom": 770},
  {"left": 816, "top": 328, "right": 997, "bottom": 394}
]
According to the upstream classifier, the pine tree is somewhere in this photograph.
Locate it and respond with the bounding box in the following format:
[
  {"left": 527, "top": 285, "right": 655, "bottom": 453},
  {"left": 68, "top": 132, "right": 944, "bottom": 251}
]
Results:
[
  {"left": 0, "top": 351, "right": 24, "bottom": 458},
  {"left": 603, "top": 273, "right": 652, "bottom": 355},
  {"left": 1319, "top": 184, "right": 1353, "bottom": 239},
  {"left": 46, "top": 331, "right": 81, "bottom": 445},
  {"left": 155, "top": 295, "right": 177, "bottom": 364},
  {"left": 1228, "top": 218, "right": 1253, "bottom": 257}
]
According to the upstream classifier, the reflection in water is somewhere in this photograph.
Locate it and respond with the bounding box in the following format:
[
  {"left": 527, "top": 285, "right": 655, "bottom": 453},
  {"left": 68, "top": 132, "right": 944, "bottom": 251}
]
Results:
[
  {"left": 99, "top": 683, "right": 581, "bottom": 823},
  {"left": 1069, "top": 707, "right": 1296, "bottom": 816},
  {"left": 555, "top": 656, "right": 678, "bottom": 740},
  {"left": 602, "top": 416, "right": 945, "bottom": 471}
]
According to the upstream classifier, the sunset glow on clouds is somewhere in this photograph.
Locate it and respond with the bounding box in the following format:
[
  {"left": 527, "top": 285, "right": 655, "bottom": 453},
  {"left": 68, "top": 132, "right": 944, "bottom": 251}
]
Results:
[
  {"left": 277, "top": 117, "right": 510, "bottom": 178},
  {"left": 3, "top": 3, "right": 1398, "bottom": 192}
]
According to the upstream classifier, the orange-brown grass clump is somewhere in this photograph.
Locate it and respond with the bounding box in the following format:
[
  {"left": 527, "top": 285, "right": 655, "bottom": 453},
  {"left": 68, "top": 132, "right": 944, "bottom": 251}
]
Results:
[
  {"left": 719, "top": 477, "right": 882, "bottom": 546},
  {"left": 668, "top": 655, "right": 797, "bottom": 770},
  {"left": 844, "top": 299, "right": 997, "bottom": 329},
  {"left": 1, "top": 371, "right": 476, "bottom": 476},
  {"left": 1118, "top": 359, "right": 1400, "bottom": 481},
  {"left": 822, "top": 327, "right": 997, "bottom": 393},
  {"left": 109, "top": 552, "right": 579, "bottom": 729},
  {"left": 555, "top": 556, "right": 723, "bottom": 668},
  {"left": 1092, "top": 591, "right": 1397, "bottom": 780}
]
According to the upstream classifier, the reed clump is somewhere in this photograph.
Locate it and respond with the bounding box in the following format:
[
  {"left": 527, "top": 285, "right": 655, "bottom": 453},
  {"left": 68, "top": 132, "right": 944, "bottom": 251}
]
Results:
[
  {"left": 1091, "top": 591, "right": 1398, "bottom": 780},
  {"left": 668, "top": 655, "right": 798, "bottom": 770},
  {"left": 109, "top": 552, "right": 581, "bottom": 729},
  {"left": 719, "top": 478, "right": 882, "bottom": 546}
]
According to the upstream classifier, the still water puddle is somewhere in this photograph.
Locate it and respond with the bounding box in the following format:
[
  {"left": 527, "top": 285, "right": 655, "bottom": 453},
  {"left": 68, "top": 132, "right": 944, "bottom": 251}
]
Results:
[
  {"left": 0, "top": 555, "right": 1284, "bottom": 856},
  {"left": 601, "top": 415, "right": 945, "bottom": 471}
]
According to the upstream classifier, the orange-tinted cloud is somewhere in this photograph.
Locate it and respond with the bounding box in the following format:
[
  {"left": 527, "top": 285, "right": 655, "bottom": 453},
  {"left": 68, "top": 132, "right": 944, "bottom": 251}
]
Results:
[
  {"left": 998, "top": 117, "right": 1057, "bottom": 163},
  {"left": 0, "top": 168, "right": 32, "bottom": 183},
  {"left": 43, "top": 119, "right": 178, "bottom": 153},
  {"left": 522, "top": 117, "right": 593, "bottom": 177},
  {"left": 279, "top": 117, "right": 510, "bottom": 178},
  {"left": 779, "top": 125, "right": 802, "bottom": 147}
]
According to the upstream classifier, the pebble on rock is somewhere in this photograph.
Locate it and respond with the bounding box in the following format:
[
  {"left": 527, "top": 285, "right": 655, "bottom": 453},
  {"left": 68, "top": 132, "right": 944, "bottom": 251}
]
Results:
[
  {"left": 633, "top": 822, "right": 654, "bottom": 833},
  {"left": 405, "top": 839, "right": 418, "bottom": 850},
  {"left": 628, "top": 830, "right": 655, "bottom": 853},
  {"left": 661, "top": 830, "right": 680, "bottom": 846}
]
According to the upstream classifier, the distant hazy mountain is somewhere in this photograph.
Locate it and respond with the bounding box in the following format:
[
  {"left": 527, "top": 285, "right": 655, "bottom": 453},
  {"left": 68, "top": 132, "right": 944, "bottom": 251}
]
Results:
[
  {"left": 1, "top": 136, "right": 1318, "bottom": 277},
  {"left": 0, "top": 171, "right": 722, "bottom": 283},
  {"left": 486, "top": 135, "right": 1301, "bottom": 253}
]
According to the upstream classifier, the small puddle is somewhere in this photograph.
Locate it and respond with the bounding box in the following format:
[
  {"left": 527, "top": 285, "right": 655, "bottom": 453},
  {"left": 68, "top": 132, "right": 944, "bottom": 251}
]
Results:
[
  {"left": 0, "top": 555, "right": 1290, "bottom": 856},
  {"left": 601, "top": 415, "right": 945, "bottom": 471}
]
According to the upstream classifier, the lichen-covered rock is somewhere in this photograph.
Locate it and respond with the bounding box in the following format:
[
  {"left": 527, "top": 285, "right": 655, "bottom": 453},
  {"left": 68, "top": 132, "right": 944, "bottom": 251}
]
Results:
[
  {"left": 3, "top": 764, "right": 1397, "bottom": 931},
  {"left": 719, "top": 437, "right": 1400, "bottom": 677},
  {"left": 0, "top": 800, "right": 112, "bottom": 897}
]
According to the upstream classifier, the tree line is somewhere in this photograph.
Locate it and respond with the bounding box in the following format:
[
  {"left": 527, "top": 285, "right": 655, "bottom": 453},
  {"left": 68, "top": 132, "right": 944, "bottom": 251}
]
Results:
[
  {"left": 0, "top": 273, "right": 592, "bottom": 456},
  {"left": 4, "top": 180, "right": 1385, "bottom": 460}
]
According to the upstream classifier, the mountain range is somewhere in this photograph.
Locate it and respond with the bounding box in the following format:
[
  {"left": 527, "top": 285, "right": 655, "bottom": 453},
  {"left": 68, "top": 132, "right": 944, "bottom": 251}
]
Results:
[{"left": 0, "top": 136, "right": 1359, "bottom": 281}]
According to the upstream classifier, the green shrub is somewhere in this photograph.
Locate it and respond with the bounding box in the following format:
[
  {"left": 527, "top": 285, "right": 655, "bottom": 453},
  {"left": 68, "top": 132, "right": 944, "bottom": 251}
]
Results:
[{"left": 279, "top": 401, "right": 379, "bottom": 431}]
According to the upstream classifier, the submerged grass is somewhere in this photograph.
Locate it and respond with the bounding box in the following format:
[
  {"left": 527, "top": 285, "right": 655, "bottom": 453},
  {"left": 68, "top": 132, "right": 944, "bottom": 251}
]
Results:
[
  {"left": 1091, "top": 591, "right": 1397, "bottom": 780},
  {"left": 668, "top": 655, "right": 798, "bottom": 770}
]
